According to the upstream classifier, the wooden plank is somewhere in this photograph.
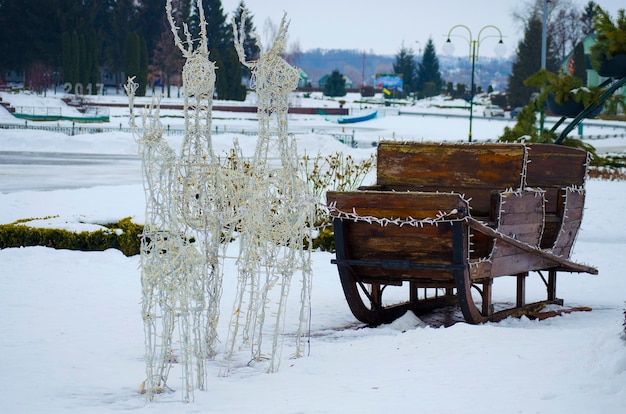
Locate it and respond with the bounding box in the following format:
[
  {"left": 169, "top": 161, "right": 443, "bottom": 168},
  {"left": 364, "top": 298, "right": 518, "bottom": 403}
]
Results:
[
  {"left": 376, "top": 142, "right": 526, "bottom": 190},
  {"left": 551, "top": 189, "right": 585, "bottom": 256},
  {"left": 466, "top": 217, "right": 597, "bottom": 274},
  {"left": 327, "top": 191, "right": 468, "bottom": 220},
  {"left": 495, "top": 191, "right": 544, "bottom": 248},
  {"left": 344, "top": 223, "right": 456, "bottom": 264},
  {"left": 525, "top": 144, "right": 588, "bottom": 188}
]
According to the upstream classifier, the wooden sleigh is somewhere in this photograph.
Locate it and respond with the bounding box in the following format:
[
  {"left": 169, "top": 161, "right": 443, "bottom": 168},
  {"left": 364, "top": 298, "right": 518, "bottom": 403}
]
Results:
[{"left": 327, "top": 142, "right": 597, "bottom": 325}]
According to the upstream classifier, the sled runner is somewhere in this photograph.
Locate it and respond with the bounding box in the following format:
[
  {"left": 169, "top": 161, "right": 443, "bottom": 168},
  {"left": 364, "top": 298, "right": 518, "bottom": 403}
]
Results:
[{"left": 327, "top": 142, "right": 597, "bottom": 325}]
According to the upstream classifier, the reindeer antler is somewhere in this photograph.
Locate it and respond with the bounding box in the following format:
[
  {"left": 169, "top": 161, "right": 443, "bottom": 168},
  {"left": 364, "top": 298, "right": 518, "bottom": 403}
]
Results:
[
  {"left": 166, "top": 0, "right": 209, "bottom": 57},
  {"left": 233, "top": 7, "right": 255, "bottom": 68}
]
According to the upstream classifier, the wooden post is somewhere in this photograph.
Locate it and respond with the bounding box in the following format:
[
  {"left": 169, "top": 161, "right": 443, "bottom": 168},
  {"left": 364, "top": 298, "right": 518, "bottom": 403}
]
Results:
[
  {"left": 517, "top": 272, "right": 527, "bottom": 307},
  {"left": 482, "top": 279, "right": 493, "bottom": 316},
  {"left": 547, "top": 270, "right": 557, "bottom": 301}
]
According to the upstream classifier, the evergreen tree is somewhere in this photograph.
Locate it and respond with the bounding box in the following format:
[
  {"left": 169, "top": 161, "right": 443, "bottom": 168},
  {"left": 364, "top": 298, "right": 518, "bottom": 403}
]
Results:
[
  {"left": 138, "top": 36, "right": 149, "bottom": 96},
  {"left": 71, "top": 32, "right": 80, "bottom": 93},
  {"left": 136, "top": 0, "right": 164, "bottom": 58},
  {"left": 581, "top": 1, "right": 597, "bottom": 35},
  {"left": 152, "top": 5, "right": 185, "bottom": 97},
  {"left": 572, "top": 41, "right": 587, "bottom": 84},
  {"left": 62, "top": 32, "right": 75, "bottom": 89},
  {"left": 506, "top": 16, "right": 559, "bottom": 108},
  {"left": 392, "top": 44, "right": 417, "bottom": 96},
  {"left": 324, "top": 70, "right": 347, "bottom": 97},
  {"left": 79, "top": 34, "right": 89, "bottom": 90},
  {"left": 106, "top": 0, "right": 138, "bottom": 92},
  {"left": 122, "top": 31, "right": 149, "bottom": 96},
  {"left": 416, "top": 38, "right": 443, "bottom": 98},
  {"left": 222, "top": 47, "right": 247, "bottom": 100},
  {"left": 124, "top": 32, "right": 141, "bottom": 90},
  {"left": 87, "top": 29, "right": 100, "bottom": 94}
]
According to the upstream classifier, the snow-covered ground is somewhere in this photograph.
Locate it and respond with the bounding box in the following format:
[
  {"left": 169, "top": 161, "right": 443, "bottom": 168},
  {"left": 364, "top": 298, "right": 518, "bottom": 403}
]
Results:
[{"left": 0, "top": 90, "right": 625, "bottom": 413}]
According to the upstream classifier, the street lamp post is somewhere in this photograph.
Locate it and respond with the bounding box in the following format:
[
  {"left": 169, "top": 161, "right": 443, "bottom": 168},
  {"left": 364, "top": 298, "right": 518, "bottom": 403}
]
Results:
[{"left": 443, "top": 25, "right": 505, "bottom": 142}]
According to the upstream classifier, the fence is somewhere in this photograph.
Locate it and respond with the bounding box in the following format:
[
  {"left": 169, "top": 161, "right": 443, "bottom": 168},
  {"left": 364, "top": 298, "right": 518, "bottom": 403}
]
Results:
[{"left": 12, "top": 106, "right": 110, "bottom": 122}]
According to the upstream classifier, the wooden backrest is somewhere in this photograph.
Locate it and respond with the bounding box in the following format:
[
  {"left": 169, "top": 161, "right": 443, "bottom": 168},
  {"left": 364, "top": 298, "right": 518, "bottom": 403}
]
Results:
[{"left": 375, "top": 142, "right": 527, "bottom": 216}]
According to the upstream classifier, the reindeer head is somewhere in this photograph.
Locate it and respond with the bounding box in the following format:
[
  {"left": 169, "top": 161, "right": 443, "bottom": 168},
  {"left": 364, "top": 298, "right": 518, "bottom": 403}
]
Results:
[{"left": 167, "top": 0, "right": 216, "bottom": 98}]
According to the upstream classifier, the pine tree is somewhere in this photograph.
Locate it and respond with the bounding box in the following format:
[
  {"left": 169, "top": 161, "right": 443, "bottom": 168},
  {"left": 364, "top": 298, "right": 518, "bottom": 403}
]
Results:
[
  {"left": 416, "top": 38, "right": 443, "bottom": 98},
  {"left": 506, "top": 16, "right": 559, "bottom": 108},
  {"left": 581, "top": 1, "right": 597, "bottom": 35},
  {"left": 62, "top": 32, "right": 74, "bottom": 88},
  {"left": 324, "top": 70, "right": 347, "bottom": 97},
  {"left": 138, "top": 36, "right": 149, "bottom": 96},
  {"left": 106, "top": 0, "right": 138, "bottom": 92},
  {"left": 87, "top": 29, "right": 100, "bottom": 94},
  {"left": 124, "top": 32, "right": 141, "bottom": 90},
  {"left": 222, "top": 47, "right": 247, "bottom": 101},
  {"left": 152, "top": 5, "right": 185, "bottom": 97},
  {"left": 79, "top": 34, "right": 89, "bottom": 90},
  {"left": 572, "top": 41, "right": 587, "bottom": 84},
  {"left": 71, "top": 32, "right": 80, "bottom": 93},
  {"left": 392, "top": 45, "right": 417, "bottom": 96}
]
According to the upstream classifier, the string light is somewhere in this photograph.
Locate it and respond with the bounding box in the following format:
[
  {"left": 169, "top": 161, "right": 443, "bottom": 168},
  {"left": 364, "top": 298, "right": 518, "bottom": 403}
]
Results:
[{"left": 128, "top": 0, "right": 314, "bottom": 402}]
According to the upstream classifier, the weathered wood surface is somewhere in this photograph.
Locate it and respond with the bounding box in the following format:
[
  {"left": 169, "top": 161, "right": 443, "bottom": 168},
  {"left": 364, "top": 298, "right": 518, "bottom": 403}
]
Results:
[
  {"left": 376, "top": 142, "right": 526, "bottom": 215},
  {"left": 466, "top": 217, "right": 597, "bottom": 275},
  {"left": 327, "top": 190, "right": 468, "bottom": 220},
  {"left": 551, "top": 188, "right": 585, "bottom": 257},
  {"left": 328, "top": 191, "right": 469, "bottom": 282},
  {"left": 525, "top": 144, "right": 587, "bottom": 188},
  {"left": 328, "top": 142, "right": 596, "bottom": 325}
]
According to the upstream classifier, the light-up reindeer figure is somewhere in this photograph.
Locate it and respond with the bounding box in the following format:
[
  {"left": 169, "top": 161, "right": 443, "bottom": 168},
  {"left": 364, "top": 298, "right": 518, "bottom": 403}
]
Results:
[
  {"left": 127, "top": 0, "right": 230, "bottom": 402},
  {"left": 222, "top": 11, "right": 314, "bottom": 375}
]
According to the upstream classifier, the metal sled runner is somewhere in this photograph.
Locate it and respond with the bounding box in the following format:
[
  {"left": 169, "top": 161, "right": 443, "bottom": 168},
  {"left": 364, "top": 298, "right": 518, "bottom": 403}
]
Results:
[{"left": 327, "top": 142, "right": 598, "bottom": 325}]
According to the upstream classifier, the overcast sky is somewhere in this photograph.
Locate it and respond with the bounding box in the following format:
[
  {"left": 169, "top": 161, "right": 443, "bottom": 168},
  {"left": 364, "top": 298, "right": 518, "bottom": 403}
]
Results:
[{"left": 220, "top": 0, "right": 624, "bottom": 58}]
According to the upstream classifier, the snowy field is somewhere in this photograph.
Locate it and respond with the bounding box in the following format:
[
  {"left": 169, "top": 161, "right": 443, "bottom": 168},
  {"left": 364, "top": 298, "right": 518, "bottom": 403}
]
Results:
[{"left": 0, "top": 90, "right": 625, "bottom": 413}]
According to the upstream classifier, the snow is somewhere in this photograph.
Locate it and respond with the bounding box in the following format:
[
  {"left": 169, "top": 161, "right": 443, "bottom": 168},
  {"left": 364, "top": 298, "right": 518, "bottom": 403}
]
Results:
[{"left": 1, "top": 90, "right": 625, "bottom": 413}]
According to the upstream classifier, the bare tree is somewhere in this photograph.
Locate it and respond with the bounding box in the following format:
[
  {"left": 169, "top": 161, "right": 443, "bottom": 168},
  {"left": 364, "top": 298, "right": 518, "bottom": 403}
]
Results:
[
  {"left": 512, "top": 0, "right": 584, "bottom": 63},
  {"left": 550, "top": 8, "right": 584, "bottom": 61}
]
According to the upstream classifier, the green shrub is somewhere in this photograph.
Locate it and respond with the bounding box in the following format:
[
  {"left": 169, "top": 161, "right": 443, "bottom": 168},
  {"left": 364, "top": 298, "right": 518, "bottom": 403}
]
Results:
[{"left": 0, "top": 217, "right": 143, "bottom": 256}]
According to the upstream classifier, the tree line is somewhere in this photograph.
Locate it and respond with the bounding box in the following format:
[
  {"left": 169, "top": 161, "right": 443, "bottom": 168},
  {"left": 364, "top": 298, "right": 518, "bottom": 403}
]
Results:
[
  {"left": 0, "top": 0, "right": 260, "bottom": 99},
  {"left": 335, "top": 0, "right": 600, "bottom": 107}
]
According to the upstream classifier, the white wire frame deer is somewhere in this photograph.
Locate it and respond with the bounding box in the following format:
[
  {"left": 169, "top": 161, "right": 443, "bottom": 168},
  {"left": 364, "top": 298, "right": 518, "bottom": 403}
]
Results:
[
  {"left": 127, "top": 0, "right": 241, "bottom": 402},
  {"left": 221, "top": 10, "right": 315, "bottom": 376},
  {"left": 128, "top": 0, "right": 314, "bottom": 401}
]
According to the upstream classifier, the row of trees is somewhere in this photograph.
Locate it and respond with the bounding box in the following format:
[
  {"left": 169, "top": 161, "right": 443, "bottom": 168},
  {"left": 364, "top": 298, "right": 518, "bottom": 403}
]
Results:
[
  {"left": 393, "top": 39, "right": 444, "bottom": 99},
  {"left": 0, "top": 0, "right": 261, "bottom": 99},
  {"left": 323, "top": 38, "right": 445, "bottom": 99}
]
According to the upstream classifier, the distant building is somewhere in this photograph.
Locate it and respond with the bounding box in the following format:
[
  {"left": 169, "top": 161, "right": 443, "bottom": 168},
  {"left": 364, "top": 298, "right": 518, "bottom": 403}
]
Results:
[
  {"left": 298, "top": 69, "right": 309, "bottom": 88},
  {"left": 559, "top": 34, "right": 625, "bottom": 96}
]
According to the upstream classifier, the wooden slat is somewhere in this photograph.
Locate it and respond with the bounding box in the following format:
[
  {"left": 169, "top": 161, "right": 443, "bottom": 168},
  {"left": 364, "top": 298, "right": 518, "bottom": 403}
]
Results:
[
  {"left": 344, "top": 221, "right": 455, "bottom": 263},
  {"left": 495, "top": 191, "right": 544, "bottom": 246},
  {"left": 376, "top": 142, "right": 526, "bottom": 190},
  {"left": 525, "top": 144, "right": 588, "bottom": 188},
  {"left": 467, "top": 217, "right": 597, "bottom": 274},
  {"left": 327, "top": 190, "right": 468, "bottom": 220},
  {"left": 551, "top": 189, "right": 586, "bottom": 257}
]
